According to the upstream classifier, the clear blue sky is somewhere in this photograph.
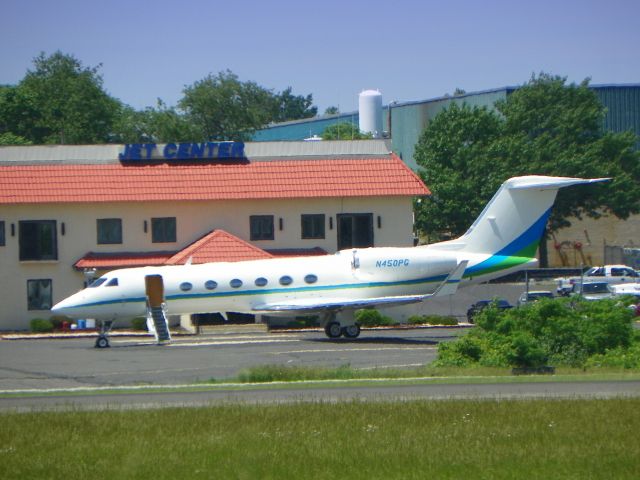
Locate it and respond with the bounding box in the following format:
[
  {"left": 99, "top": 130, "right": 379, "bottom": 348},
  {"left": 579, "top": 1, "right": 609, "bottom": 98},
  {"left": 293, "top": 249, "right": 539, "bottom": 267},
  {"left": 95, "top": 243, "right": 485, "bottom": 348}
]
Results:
[{"left": 2, "top": 0, "right": 639, "bottom": 114}]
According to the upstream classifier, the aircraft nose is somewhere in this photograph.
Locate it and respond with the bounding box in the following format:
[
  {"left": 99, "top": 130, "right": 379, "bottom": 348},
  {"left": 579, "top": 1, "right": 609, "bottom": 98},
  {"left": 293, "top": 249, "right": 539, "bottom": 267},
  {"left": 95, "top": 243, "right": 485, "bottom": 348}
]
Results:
[{"left": 51, "top": 293, "right": 85, "bottom": 318}]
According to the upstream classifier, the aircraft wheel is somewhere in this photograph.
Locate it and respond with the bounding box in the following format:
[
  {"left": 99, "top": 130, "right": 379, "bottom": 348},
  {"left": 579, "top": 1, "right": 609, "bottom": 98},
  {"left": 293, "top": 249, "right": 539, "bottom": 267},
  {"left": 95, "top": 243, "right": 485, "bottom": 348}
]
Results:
[
  {"left": 324, "top": 321, "right": 343, "bottom": 339},
  {"left": 95, "top": 335, "right": 110, "bottom": 349},
  {"left": 342, "top": 324, "right": 361, "bottom": 339}
]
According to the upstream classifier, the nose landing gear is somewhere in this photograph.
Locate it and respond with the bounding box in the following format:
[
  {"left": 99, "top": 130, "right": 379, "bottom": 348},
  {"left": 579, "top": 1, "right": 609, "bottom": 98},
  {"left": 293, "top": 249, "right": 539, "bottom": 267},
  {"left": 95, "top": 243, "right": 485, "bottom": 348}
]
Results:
[{"left": 94, "top": 320, "right": 114, "bottom": 348}]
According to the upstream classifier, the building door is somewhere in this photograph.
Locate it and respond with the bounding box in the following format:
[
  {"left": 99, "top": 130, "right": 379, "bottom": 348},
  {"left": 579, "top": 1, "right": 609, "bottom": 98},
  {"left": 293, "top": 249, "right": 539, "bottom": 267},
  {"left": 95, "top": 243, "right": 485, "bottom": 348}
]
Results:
[{"left": 337, "top": 213, "right": 374, "bottom": 250}]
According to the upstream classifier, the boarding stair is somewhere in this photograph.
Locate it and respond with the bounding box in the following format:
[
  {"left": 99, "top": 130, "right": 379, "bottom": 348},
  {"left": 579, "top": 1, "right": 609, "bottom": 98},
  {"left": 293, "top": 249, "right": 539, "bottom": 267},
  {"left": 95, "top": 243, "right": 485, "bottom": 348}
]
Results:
[{"left": 146, "top": 303, "right": 171, "bottom": 343}]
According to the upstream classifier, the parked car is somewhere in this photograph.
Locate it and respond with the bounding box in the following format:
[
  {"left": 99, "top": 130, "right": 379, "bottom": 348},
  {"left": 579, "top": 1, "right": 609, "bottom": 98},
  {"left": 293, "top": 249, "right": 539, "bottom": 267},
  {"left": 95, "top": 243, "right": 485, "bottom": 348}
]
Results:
[
  {"left": 609, "top": 282, "right": 640, "bottom": 298},
  {"left": 570, "top": 281, "right": 613, "bottom": 301},
  {"left": 517, "top": 290, "right": 554, "bottom": 306},
  {"left": 466, "top": 299, "right": 512, "bottom": 323},
  {"left": 555, "top": 265, "right": 638, "bottom": 296}
]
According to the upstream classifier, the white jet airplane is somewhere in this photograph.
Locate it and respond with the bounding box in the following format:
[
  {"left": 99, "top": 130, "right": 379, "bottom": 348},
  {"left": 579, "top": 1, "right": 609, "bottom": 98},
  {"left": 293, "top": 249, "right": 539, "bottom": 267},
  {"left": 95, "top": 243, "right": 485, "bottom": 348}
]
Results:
[{"left": 52, "top": 175, "right": 606, "bottom": 348}]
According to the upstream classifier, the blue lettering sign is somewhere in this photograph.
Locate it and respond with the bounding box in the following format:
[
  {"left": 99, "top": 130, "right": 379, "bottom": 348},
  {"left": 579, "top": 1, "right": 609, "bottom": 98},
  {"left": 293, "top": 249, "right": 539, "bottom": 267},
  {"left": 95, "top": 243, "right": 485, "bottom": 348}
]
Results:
[
  {"left": 120, "top": 142, "right": 245, "bottom": 162},
  {"left": 163, "top": 143, "right": 177, "bottom": 159}
]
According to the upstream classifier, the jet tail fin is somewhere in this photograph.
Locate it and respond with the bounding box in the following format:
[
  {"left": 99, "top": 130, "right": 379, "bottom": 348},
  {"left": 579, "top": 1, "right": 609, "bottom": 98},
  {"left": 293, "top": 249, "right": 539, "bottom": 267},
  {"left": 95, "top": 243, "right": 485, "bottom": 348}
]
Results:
[{"left": 435, "top": 176, "right": 609, "bottom": 258}]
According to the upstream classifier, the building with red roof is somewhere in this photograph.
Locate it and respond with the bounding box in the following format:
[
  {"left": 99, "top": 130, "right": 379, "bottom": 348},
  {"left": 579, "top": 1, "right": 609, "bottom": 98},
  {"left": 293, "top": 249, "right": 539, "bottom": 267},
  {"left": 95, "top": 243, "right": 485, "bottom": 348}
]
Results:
[{"left": 0, "top": 140, "right": 430, "bottom": 329}]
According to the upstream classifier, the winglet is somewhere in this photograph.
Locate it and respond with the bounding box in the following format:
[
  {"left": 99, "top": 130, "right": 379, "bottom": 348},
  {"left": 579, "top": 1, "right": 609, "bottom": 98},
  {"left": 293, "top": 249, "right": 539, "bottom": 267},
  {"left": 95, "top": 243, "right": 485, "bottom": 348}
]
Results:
[{"left": 429, "top": 260, "right": 468, "bottom": 298}]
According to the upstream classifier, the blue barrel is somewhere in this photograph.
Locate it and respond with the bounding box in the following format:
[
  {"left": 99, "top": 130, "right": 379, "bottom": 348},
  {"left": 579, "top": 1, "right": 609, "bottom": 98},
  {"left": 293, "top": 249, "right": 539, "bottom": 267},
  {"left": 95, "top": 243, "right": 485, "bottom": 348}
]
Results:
[{"left": 77, "top": 319, "right": 86, "bottom": 329}]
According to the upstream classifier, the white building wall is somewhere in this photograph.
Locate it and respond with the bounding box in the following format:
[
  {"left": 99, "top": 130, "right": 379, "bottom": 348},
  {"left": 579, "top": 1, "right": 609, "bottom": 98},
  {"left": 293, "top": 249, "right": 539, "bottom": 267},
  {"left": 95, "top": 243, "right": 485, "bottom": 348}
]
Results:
[{"left": 0, "top": 196, "right": 415, "bottom": 329}]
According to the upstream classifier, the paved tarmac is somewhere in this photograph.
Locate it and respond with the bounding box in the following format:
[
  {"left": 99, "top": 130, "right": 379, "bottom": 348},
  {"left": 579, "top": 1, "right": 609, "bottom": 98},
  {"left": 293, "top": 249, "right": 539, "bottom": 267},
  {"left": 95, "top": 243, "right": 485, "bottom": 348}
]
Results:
[
  {"left": 0, "top": 327, "right": 459, "bottom": 390},
  {"left": 2, "top": 326, "right": 640, "bottom": 412}
]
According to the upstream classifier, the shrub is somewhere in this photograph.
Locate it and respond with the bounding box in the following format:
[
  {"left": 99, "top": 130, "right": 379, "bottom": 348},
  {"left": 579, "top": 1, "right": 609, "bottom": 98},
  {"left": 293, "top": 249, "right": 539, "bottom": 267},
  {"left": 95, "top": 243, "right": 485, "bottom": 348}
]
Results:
[
  {"left": 505, "top": 333, "right": 548, "bottom": 368},
  {"left": 407, "top": 314, "right": 458, "bottom": 326},
  {"left": 434, "top": 297, "right": 637, "bottom": 369},
  {"left": 355, "top": 309, "right": 396, "bottom": 327},
  {"left": 585, "top": 342, "right": 640, "bottom": 369},
  {"left": 30, "top": 318, "right": 54, "bottom": 333},
  {"left": 131, "top": 317, "right": 148, "bottom": 331}
]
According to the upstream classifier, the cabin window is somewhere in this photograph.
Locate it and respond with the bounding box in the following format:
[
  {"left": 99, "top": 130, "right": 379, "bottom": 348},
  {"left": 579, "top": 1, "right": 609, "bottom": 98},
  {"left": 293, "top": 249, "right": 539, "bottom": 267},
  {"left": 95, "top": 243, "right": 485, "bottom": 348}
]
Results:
[
  {"left": 255, "top": 277, "right": 268, "bottom": 287},
  {"left": 304, "top": 274, "right": 318, "bottom": 284},
  {"left": 19, "top": 220, "right": 57, "bottom": 261},
  {"left": 301, "top": 214, "right": 325, "bottom": 239},
  {"left": 88, "top": 278, "right": 108, "bottom": 288},
  {"left": 97, "top": 218, "right": 122, "bottom": 245},
  {"left": 205, "top": 280, "right": 218, "bottom": 290},
  {"left": 279, "top": 275, "right": 293, "bottom": 286},
  {"left": 151, "top": 217, "right": 177, "bottom": 243},
  {"left": 179, "top": 282, "right": 192, "bottom": 292},
  {"left": 230, "top": 279, "right": 243, "bottom": 288},
  {"left": 106, "top": 278, "right": 119, "bottom": 287},
  {"left": 250, "top": 215, "right": 274, "bottom": 241},
  {"left": 27, "top": 279, "right": 52, "bottom": 310}
]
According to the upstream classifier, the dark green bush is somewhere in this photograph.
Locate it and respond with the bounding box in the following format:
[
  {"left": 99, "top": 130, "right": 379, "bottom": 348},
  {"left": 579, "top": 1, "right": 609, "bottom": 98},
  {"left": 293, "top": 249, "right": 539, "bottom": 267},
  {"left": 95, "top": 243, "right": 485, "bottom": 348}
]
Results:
[
  {"left": 436, "top": 297, "right": 637, "bottom": 369},
  {"left": 30, "top": 318, "right": 54, "bottom": 333},
  {"left": 286, "top": 316, "right": 320, "bottom": 328},
  {"left": 355, "top": 309, "right": 396, "bottom": 327},
  {"left": 131, "top": 317, "right": 148, "bottom": 331},
  {"left": 407, "top": 314, "right": 458, "bottom": 326}
]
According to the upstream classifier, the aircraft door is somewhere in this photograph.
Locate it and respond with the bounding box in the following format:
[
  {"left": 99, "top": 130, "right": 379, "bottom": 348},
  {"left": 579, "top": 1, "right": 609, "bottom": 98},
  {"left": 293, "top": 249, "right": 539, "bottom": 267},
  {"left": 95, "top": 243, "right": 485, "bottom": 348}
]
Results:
[{"left": 145, "top": 274, "right": 165, "bottom": 307}]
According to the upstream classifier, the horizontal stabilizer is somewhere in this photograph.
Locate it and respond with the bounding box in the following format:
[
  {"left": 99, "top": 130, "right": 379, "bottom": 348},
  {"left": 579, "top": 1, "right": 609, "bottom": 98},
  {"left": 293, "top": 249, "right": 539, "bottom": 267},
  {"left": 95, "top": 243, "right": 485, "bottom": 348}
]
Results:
[{"left": 429, "top": 260, "right": 468, "bottom": 297}]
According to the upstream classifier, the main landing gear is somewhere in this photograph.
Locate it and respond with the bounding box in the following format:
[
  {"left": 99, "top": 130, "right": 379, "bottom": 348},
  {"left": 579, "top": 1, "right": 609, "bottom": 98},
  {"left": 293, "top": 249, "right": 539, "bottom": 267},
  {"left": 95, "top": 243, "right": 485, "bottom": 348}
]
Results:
[
  {"left": 95, "top": 320, "right": 114, "bottom": 348},
  {"left": 322, "top": 311, "right": 361, "bottom": 339}
]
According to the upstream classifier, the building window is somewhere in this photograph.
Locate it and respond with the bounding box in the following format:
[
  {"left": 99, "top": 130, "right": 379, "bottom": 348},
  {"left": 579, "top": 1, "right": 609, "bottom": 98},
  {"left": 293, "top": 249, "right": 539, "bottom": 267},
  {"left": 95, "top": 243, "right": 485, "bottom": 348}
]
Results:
[
  {"left": 152, "top": 217, "right": 176, "bottom": 243},
  {"left": 0, "top": 221, "right": 5, "bottom": 246},
  {"left": 337, "top": 213, "right": 374, "bottom": 250},
  {"left": 250, "top": 215, "right": 274, "bottom": 241},
  {"left": 19, "top": 220, "right": 57, "bottom": 261},
  {"left": 97, "top": 218, "right": 122, "bottom": 244},
  {"left": 27, "top": 279, "right": 52, "bottom": 310},
  {"left": 301, "top": 214, "right": 325, "bottom": 239}
]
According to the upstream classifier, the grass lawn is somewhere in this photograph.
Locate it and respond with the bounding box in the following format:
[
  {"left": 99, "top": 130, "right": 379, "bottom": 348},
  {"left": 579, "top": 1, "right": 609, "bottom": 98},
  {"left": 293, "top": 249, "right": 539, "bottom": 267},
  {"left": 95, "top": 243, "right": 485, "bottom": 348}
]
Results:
[{"left": 1, "top": 398, "right": 639, "bottom": 479}]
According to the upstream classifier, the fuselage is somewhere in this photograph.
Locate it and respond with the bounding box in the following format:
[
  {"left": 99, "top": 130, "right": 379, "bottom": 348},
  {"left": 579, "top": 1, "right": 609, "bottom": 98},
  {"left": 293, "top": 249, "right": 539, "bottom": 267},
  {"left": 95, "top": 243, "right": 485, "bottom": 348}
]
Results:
[{"left": 52, "top": 245, "right": 536, "bottom": 321}]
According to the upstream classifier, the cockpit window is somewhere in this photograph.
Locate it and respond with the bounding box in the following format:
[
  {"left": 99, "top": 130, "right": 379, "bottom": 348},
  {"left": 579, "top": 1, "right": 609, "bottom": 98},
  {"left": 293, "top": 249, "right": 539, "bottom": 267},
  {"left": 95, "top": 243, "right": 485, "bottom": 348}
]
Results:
[
  {"left": 106, "top": 278, "right": 119, "bottom": 287},
  {"left": 88, "top": 278, "right": 107, "bottom": 288}
]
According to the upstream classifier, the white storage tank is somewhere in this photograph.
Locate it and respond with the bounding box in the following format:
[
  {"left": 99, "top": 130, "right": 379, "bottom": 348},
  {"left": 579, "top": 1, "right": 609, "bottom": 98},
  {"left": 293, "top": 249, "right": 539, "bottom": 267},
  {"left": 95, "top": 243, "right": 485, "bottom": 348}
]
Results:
[{"left": 358, "top": 89, "right": 383, "bottom": 138}]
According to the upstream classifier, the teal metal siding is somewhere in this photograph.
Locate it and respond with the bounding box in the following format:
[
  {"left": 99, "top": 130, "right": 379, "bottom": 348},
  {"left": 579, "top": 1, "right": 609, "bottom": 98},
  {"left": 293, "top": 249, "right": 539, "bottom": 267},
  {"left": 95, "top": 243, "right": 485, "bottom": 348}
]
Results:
[
  {"left": 253, "top": 113, "right": 359, "bottom": 141},
  {"left": 253, "top": 85, "right": 640, "bottom": 165},
  {"left": 593, "top": 85, "right": 640, "bottom": 148}
]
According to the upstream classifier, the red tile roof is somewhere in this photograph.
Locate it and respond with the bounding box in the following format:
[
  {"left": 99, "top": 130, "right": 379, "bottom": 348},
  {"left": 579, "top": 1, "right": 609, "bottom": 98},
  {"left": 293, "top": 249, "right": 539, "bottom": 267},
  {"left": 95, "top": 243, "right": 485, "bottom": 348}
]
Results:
[
  {"left": 74, "top": 230, "right": 275, "bottom": 270},
  {"left": 74, "top": 252, "right": 175, "bottom": 269},
  {"left": 165, "top": 230, "right": 273, "bottom": 264},
  {"left": 0, "top": 154, "right": 429, "bottom": 204}
]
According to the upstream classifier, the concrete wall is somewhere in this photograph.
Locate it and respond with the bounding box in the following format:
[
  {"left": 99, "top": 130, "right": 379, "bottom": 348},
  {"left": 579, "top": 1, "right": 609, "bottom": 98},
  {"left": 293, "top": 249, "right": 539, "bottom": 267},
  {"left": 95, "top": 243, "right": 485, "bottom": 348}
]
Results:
[
  {"left": 545, "top": 213, "right": 640, "bottom": 267},
  {"left": 0, "top": 196, "right": 415, "bottom": 329}
]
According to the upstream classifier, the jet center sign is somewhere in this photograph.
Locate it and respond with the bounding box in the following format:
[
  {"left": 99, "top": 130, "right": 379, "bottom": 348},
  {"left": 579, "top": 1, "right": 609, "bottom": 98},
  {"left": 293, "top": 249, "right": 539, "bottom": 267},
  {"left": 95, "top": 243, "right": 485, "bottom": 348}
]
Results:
[{"left": 119, "top": 142, "right": 245, "bottom": 162}]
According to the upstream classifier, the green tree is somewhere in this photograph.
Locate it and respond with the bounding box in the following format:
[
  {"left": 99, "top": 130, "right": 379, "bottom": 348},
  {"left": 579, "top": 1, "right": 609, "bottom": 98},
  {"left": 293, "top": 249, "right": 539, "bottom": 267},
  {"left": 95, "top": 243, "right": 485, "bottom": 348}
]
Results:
[
  {"left": 414, "top": 103, "right": 504, "bottom": 237},
  {"left": 324, "top": 106, "right": 340, "bottom": 115},
  {"left": 179, "top": 70, "right": 277, "bottom": 141},
  {"left": 273, "top": 87, "right": 317, "bottom": 122},
  {"left": 415, "top": 74, "right": 640, "bottom": 264},
  {"left": 112, "top": 101, "right": 200, "bottom": 143},
  {"left": 10, "top": 51, "right": 120, "bottom": 144},
  {"left": 321, "top": 122, "right": 372, "bottom": 140}
]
